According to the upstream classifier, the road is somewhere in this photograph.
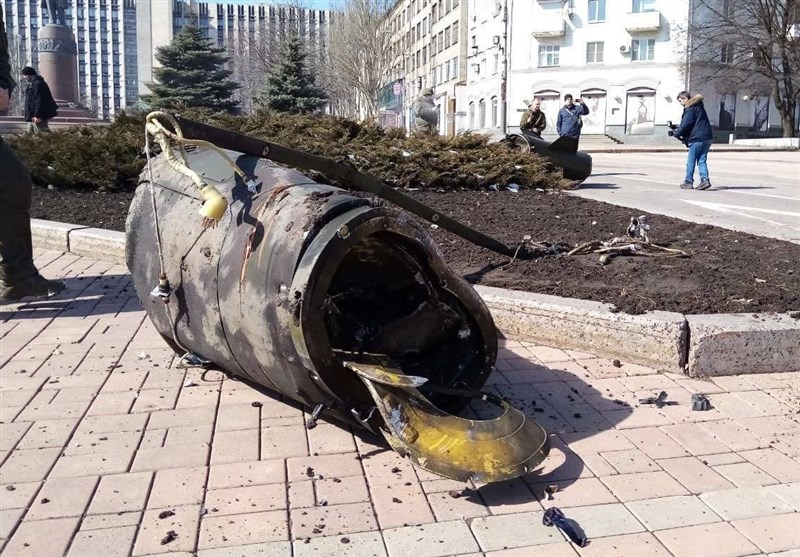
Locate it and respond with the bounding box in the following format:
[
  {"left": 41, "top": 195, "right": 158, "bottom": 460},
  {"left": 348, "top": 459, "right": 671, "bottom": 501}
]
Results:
[{"left": 573, "top": 151, "right": 800, "bottom": 244}]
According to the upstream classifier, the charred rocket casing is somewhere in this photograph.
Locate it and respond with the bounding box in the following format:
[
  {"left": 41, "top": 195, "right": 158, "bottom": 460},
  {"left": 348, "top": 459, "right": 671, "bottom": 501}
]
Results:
[
  {"left": 126, "top": 147, "right": 550, "bottom": 483},
  {"left": 509, "top": 132, "right": 593, "bottom": 182}
]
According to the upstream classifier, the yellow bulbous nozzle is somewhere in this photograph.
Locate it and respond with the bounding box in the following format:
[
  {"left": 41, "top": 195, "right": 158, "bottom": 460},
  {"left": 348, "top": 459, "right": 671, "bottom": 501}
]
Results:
[{"left": 199, "top": 185, "right": 228, "bottom": 221}]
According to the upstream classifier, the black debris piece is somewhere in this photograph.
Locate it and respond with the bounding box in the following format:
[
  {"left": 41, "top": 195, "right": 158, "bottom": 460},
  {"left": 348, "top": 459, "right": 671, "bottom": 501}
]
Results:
[
  {"left": 160, "top": 531, "right": 178, "bottom": 545},
  {"left": 158, "top": 510, "right": 176, "bottom": 519},
  {"left": 638, "top": 391, "right": 677, "bottom": 409},
  {"left": 691, "top": 393, "right": 712, "bottom": 411},
  {"left": 542, "top": 507, "right": 589, "bottom": 547}
]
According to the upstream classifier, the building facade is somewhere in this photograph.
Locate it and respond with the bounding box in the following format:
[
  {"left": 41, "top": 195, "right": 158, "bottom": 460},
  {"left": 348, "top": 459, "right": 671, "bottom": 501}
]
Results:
[
  {"left": 456, "top": 0, "right": 507, "bottom": 138},
  {"left": 4, "top": 0, "right": 138, "bottom": 119},
  {"left": 456, "top": 0, "right": 792, "bottom": 142},
  {"left": 384, "top": 0, "right": 467, "bottom": 134},
  {"left": 136, "top": 0, "right": 333, "bottom": 114}
]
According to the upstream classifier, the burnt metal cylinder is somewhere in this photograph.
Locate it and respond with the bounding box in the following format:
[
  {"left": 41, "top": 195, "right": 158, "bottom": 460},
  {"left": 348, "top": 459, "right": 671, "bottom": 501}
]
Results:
[{"left": 126, "top": 148, "right": 498, "bottom": 428}]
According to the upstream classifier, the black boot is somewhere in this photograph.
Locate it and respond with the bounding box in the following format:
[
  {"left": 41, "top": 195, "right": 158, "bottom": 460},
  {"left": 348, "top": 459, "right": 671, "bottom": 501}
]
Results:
[{"left": 0, "top": 274, "right": 66, "bottom": 302}]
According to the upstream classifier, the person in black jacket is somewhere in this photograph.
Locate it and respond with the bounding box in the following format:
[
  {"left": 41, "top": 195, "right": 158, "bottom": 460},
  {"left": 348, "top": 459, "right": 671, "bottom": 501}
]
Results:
[
  {"left": 0, "top": 16, "right": 65, "bottom": 301},
  {"left": 21, "top": 66, "right": 58, "bottom": 133},
  {"left": 670, "top": 91, "right": 714, "bottom": 190}
]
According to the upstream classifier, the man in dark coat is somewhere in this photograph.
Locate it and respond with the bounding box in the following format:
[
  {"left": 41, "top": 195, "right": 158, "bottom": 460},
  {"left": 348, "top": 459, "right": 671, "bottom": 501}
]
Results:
[
  {"left": 556, "top": 94, "right": 589, "bottom": 141},
  {"left": 0, "top": 13, "right": 65, "bottom": 301},
  {"left": 670, "top": 91, "right": 714, "bottom": 190},
  {"left": 21, "top": 66, "right": 58, "bottom": 133}
]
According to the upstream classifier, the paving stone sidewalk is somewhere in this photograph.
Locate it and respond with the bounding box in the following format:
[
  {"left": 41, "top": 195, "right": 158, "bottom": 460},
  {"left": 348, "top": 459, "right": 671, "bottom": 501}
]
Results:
[{"left": 1, "top": 250, "right": 799, "bottom": 557}]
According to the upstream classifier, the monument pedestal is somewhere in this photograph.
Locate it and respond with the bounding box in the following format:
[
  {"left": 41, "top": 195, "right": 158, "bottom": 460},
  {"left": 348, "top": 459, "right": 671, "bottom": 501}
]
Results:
[
  {"left": 37, "top": 24, "right": 79, "bottom": 104},
  {"left": 36, "top": 24, "right": 98, "bottom": 119}
]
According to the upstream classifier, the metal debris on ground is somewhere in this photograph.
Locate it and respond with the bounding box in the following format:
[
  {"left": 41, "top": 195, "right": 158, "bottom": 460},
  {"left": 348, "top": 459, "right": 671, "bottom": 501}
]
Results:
[
  {"left": 126, "top": 113, "right": 553, "bottom": 485},
  {"left": 568, "top": 216, "right": 690, "bottom": 265},
  {"left": 177, "top": 352, "right": 212, "bottom": 368},
  {"left": 160, "top": 531, "right": 178, "bottom": 545},
  {"left": 638, "top": 391, "right": 678, "bottom": 409},
  {"left": 542, "top": 507, "right": 589, "bottom": 547},
  {"left": 691, "top": 393, "right": 712, "bottom": 411}
]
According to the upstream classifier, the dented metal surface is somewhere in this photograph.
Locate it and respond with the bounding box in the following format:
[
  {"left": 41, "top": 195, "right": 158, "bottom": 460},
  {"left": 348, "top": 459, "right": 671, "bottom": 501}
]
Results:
[{"left": 126, "top": 145, "right": 551, "bottom": 483}]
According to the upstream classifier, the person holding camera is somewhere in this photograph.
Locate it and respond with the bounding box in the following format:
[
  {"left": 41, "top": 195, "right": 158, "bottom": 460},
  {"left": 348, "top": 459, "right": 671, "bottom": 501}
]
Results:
[
  {"left": 557, "top": 94, "right": 589, "bottom": 142},
  {"left": 669, "top": 91, "right": 714, "bottom": 190}
]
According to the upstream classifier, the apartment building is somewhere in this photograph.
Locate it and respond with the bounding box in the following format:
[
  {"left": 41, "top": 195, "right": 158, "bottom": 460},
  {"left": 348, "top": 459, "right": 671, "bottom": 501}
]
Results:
[
  {"left": 383, "top": 0, "right": 467, "bottom": 134},
  {"left": 456, "top": 0, "right": 507, "bottom": 137},
  {"left": 457, "top": 0, "right": 792, "bottom": 142},
  {"left": 4, "top": 0, "right": 138, "bottom": 119},
  {"left": 136, "top": 0, "right": 333, "bottom": 113}
]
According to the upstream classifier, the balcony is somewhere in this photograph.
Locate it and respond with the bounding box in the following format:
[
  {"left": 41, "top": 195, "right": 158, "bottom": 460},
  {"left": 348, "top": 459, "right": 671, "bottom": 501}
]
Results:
[
  {"left": 531, "top": 11, "right": 565, "bottom": 38},
  {"left": 624, "top": 10, "right": 661, "bottom": 32}
]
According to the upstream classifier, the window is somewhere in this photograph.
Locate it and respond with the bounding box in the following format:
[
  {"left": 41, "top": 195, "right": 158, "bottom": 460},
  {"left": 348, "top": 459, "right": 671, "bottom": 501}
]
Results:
[
  {"left": 720, "top": 43, "right": 733, "bottom": 63},
  {"left": 631, "top": 38, "right": 655, "bottom": 60},
  {"left": 588, "top": 0, "right": 606, "bottom": 22},
  {"left": 445, "top": 25, "right": 451, "bottom": 48},
  {"left": 538, "top": 45, "right": 560, "bottom": 67},
  {"left": 491, "top": 96, "right": 498, "bottom": 127},
  {"left": 722, "top": 0, "right": 734, "bottom": 18},
  {"left": 632, "top": 0, "right": 656, "bottom": 13},
  {"left": 452, "top": 22, "right": 459, "bottom": 43},
  {"left": 492, "top": 53, "right": 499, "bottom": 74},
  {"left": 468, "top": 101, "right": 475, "bottom": 128},
  {"left": 586, "top": 41, "right": 604, "bottom": 63},
  {"left": 479, "top": 99, "right": 486, "bottom": 128}
]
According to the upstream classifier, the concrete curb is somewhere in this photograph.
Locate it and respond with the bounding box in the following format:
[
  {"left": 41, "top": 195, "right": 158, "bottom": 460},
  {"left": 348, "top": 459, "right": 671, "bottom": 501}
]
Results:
[
  {"left": 475, "top": 286, "right": 688, "bottom": 374},
  {"left": 29, "top": 220, "right": 799, "bottom": 377}
]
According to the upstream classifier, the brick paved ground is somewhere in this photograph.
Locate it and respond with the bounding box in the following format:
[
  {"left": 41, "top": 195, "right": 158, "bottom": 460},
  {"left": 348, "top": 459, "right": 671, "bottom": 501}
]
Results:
[{"left": 1, "top": 250, "right": 799, "bottom": 557}]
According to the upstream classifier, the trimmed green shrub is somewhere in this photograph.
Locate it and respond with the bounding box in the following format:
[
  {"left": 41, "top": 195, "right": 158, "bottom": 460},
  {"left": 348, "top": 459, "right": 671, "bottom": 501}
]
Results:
[{"left": 8, "top": 110, "right": 570, "bottom": 192}]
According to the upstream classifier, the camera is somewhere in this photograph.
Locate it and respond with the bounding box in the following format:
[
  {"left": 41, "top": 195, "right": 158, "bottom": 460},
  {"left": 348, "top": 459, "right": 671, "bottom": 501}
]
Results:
[{"left": 667, "top": 120, "right": 678, "bottom": 130}]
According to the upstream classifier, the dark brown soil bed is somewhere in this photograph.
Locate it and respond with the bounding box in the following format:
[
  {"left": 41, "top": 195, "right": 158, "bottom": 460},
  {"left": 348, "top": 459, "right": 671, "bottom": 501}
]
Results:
[{"left": 30, "top": 185, "right": 800, "bottom": 315}]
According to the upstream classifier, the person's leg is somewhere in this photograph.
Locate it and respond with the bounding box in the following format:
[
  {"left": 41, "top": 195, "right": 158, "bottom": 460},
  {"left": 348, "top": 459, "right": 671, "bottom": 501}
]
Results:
[
  {"left": 682, "top": 142, "right": 699, "bottom": 186},
  {"left": 0, "top": 140, "right": 65, "bottom": 301},
  {"left": 39, "top": 120, "right": 50, "bottom": 132},
  {"left": 697, "top": 141, "right": 711, "bottom": 180},
  {"left": 0, "top": 140, "right": 38, "bottom": 284}
]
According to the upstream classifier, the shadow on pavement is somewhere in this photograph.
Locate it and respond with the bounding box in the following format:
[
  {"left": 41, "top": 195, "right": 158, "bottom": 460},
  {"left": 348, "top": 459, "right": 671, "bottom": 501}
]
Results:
[
  {"left": 589, "top": 172, "right": 647, "bottom": 177},
  {"left": 574, "top": 182, "right": 620, "bottom": 190},
  {"left": 711, "top": 185, "right": 776, "bottom": 191},
  {"left": 1, "top": 274, "right": 140, "bottom": 319}
]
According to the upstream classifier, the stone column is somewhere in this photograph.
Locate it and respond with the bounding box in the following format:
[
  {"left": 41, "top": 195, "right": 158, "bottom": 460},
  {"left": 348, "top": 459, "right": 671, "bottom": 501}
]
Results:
[{"left": 36, "top": 24, "right": 79, "bottom": 104}]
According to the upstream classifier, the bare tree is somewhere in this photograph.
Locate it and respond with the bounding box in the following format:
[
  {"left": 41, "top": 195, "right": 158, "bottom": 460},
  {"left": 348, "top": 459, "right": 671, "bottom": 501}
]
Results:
[
  {"left": 3, "top": 33, "right": 28, "bottom": 117},
  {"left": 685, "top": 0, "right": 800, "bottom": 137},
  {"left": 224, "top": 1, "right": 329, "bottom": 114},
  {"left": 325, "top": 0, "right": 393, "bottom": 120}
]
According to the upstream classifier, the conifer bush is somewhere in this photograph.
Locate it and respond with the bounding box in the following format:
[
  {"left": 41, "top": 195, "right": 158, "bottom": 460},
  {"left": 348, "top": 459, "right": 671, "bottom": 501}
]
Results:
[{"left": 8, "top": 110, "right": 570, "bottom": 192}]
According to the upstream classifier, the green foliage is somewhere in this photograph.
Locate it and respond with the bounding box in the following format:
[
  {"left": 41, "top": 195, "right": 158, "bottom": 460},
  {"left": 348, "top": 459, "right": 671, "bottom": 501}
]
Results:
[
  {"left": 8, "top": 110, "right": 570, "bottom": 192},
  {"left": 260, "top": 34, "right": 327, "bottom": 114},
  {"left": 7, "top": 113, "right": 145, "bottom": 191},
  {"left": 141, "top": 24, "right": 239, "bottom": 114}
]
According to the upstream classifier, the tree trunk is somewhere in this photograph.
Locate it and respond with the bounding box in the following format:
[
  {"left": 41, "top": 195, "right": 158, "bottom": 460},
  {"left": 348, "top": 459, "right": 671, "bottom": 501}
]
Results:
[{"left": 780, "top": 109, "right": 796, "bottom": 138}]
